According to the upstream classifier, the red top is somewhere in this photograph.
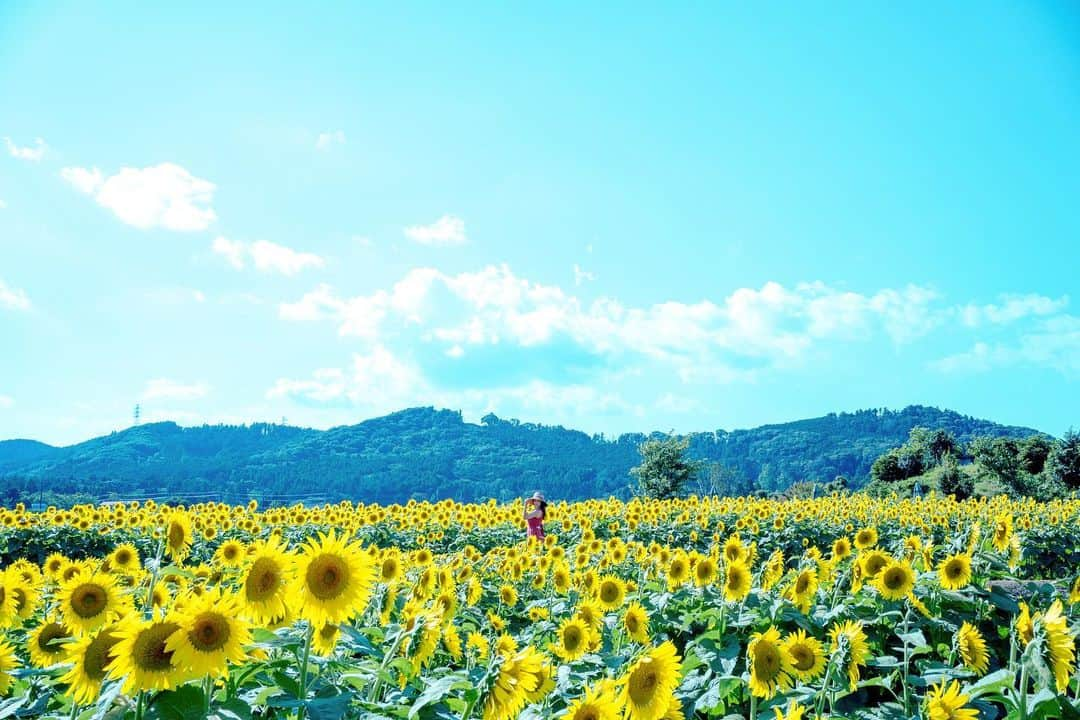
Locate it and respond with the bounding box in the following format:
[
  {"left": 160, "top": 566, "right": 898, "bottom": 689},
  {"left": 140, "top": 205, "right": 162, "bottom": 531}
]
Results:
[{"left": 527, "top": 514, "right": 545, "bottom": 539}]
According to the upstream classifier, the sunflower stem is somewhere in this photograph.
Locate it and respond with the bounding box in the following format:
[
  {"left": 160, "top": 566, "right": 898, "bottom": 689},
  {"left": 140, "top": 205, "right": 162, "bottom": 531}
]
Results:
[
  {"left": 135, "top": 692, "right": 145, "bottom": 720},
  {"left": 203, "top": 675, "right": 212, "bottom": 714},
  {"left": 1018, "top": 661, "right": 1029, "bottom": 720},
  {"left": 296, "top": 620, "right": 314, "bottom": 720},
  {"left": 749, "top": 693, "right": 757, "bottom": 719}
]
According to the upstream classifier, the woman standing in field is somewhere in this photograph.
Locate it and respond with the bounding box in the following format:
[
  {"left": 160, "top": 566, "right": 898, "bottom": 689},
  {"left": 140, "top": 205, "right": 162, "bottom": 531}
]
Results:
[{"left": 524, "top": 491, "right": 547, "bottom": 540}]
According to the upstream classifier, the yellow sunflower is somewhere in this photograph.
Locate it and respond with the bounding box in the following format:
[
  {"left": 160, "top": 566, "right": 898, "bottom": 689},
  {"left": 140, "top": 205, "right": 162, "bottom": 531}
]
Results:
[
  {"left": 107, "top": 613, "right": 188, "bottom": 695},
  {"left": 772, "top": 701, "right": 807, "bottom": 720},
  {"left": 854, "top": 526, "right": 878, "bottom": 549},
  {"left": 59, "top": 624, "right": 121, "bottom": 704},
  {"left": 28, "top": 618, "right": 72, "bottom": 668},
  {"left": 1041, "top": 600, "right": 1076, "bottom": 693},
  {"left": 1069, "top": 575, "right": 1080, "bottom": 605},
  {"left": 925, "top": 680, "right": 977, "bottom": 720},
  {"left": 292, "top": 531, "right": 377, "bottom": 626},
  {"left": 723, "top": 560, "right": 752, "bottom": 602},
  {"left": 0, "top": 640, "right": 18, "bottom": 695},
  {"left": 623, "top": 601, "right": 650, "bottom": 644},
  {"left": 213, "top": 539, "right": 247, "bottom": 568},
  {"left": 561, "top": 680, "right": 621, "bottom": 720},
  {"left": 874, "top": 560, "right": 915, "bottom": 601},
  {"left": 747, "top": 625, "right": 794, "bottom": 699},
  {"left": 783, "top": 629, "right": 826, "bottom": 682},
  {"left": 786, "top": 568, "right": 818, "bottom": 614},
  {"left": 596, "top": 575, "right": 627, "bottom": 611},
  {"left": 107, "top": 544, "right": 141, "bottom": 574},
  {"left": 57, "top": 569, "right": 130, "bottom": 635},
  {"left": 954, "top": 622, "right": 988, "bottom": 676},
  {"left": 483, "top": 645, "right": 547, "bottom": 720},
  {"left": 938, "top": 554, "right": 972, "bottom": 591},
  {"left": 164, "top": 510, "right": 194, "bottom": 562},
  {"left": 693, "top": 556, "right": 718, "bottom": 587},
  {"left": 239, "top": 536, "right": 295, "bottom": 625},
  {"left": 829, "top": 620, "right": 871, "bottom": 690},
  {"left": 165, "top": 588, "right": 251, "bottom": 678},
  {"left": 553, "top": 617, "right": 592, "bottom": 662},
  {"left": 618, "top": 641, "right": 682, "bottom": 720},
  {"left": 499, "top": 584, "right": 518, "bottom": 607}
]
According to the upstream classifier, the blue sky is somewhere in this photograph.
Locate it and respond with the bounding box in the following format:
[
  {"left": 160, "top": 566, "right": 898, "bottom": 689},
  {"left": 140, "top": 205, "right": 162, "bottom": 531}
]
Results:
[{"left": 1, "top": 2, "right": 1078, "bottom": 445}]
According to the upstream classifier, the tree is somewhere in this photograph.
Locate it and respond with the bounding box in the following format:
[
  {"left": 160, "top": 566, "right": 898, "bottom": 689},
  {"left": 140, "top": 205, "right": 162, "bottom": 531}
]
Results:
[
  {"left": 939, "top": 454, "right": 973, "bottom": 500},
  {"left": 1019, "top": 435, "right": 1052, "bottom": 475},
  {"left": 1048, "top": 430, "right": 1080, "bottom": 489},
  {"left": 630, "top": 437, "right": 702, "bottom": 500},
  {"left": 970, "top": 436, "right": 1020, "bottom": 488}
]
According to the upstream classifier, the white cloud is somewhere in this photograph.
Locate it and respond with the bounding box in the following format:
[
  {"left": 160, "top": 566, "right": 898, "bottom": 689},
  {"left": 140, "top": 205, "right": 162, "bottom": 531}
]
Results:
[
  {"left": 60, "top": 166, "right": 104, "bottom": 194},
  {"left": 0, "top": 395, "right": 14, "bottom": 409},
  {"left": 404, "top": 215, "right": 466, "bottom": 246},
  {"left": 958, "top": 293, "right": 1068, "bottom": 326},
  {"left": 211, "top": 237, "right": 324, "bottom": 275},
  {"left": 142, "top": 379, "right": 210, "bottom": 401},
  {"left": 573, "top": 264, "right": 595, "bottom": 286},
  {"left": 315, "top": 130, "right": 346, "bottom": 151},
  {"left": 932, "top": 315, "right": 1080, "bottom": 376},
  {"left": 0, "top": 279, "right": 31, "bottom": 311},
  {"left": 267, "top": 345, "right": 423, "bottom": 411},
  {"left": 0, "top": 199, "right": 7, "bottom": 209},
  {"left": 62, "top": 163, "right": 216, "bottom": 231},
  {"left": 4, "top": 137, "right": 46, "bottom": 161}
]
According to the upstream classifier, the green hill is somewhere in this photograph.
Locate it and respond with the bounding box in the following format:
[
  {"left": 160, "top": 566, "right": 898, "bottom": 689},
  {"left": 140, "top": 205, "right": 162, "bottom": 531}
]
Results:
[{"left": 0, "top": 405, "right": 1046, "bottom": 505}]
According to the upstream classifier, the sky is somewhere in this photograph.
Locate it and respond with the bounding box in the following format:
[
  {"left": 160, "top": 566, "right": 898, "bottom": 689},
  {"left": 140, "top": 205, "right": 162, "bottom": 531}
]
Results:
[{"left": 1, "top": 2, "right": 1079, "bottom": 446}]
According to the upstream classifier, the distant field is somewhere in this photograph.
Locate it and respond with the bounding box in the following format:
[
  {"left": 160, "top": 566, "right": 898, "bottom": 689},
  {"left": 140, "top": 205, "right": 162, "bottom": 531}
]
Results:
[{"left": 0, "top": 493, "right": 1076, "bottom": 719}]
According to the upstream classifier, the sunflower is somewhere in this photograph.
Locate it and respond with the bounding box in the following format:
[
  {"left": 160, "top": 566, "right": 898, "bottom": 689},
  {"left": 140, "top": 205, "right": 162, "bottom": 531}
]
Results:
[
  {"left": 938, "top": 554, "right": 972, "bottom": 591},
  {"left": 783, "top": 629, "right": 826, "bottom": 682},
  {"left": 991, "top": 513, "right": 1012, "bottom": 552},
  {"left": 561, "top": 680, "right": 621, "bottom": 720},
  {"left": 924, "top": 680, "right": 978, "bottom": 720},
  {"left": 0, "top": 640, "right": 18, "bottom": 695},
  {"left": 666, "top": 553, "right": 690, "bottom": 590},
  {"left": 107, "top": 544, "right": 141, "bottom": 574},
  {"left": 693, "top": 556, "right": 718, "bottom": 587},
  {"left": 786, "top": 568, "right": 818, "bottom": 614},
  {"left": 164, "top": 510, "right": 194, "bottom": 562},
  {"left": 1070, "top": 575, "right": 1080, "bottom": 605},
  {"left": 859, "top": 550, "right": 890, "bottom": 579},
  {"left": 623, "top": 602, "right": 650, "bottom": 644},
  {"left": 1015, "top": 602, "right": 1034, "bottom": 646},
  {"left": 379, "top": 553, "right": 402, "bottom": 584},
  {"left": 553, "top": 617, "right": 591, "bottom": 661},
  {"left": 576, "top": 599, "right": 605, "bottom": 634},
  {"left": 772, "top": 701, "right": 807, "bottom": 720},
  {"left": 723, "top": 560, "right": 752, "bottom": 602},
  {"left": 467, "top": 631, "right": 490, "bottom": 660},
  {"left": 874, "top": 560, "right": 915, "bottom": 601},
  {"left": 747, "top": 626, "right": 794, "bottom": 699},
  {"left": 854, "top": 527, "right": 878, "bottom": 550},
  {"left": 1041, "top": 600, "right": 1076, "bottom": 693},
  {"left": 28, "top": 619, "right": 72, "bottom": 668},
  {"left": 762, "top": 550, "right": 785, "bottom": 591},
  {"left": 443, "top": 623, "right": 463, "bottom": 661},
  {"left": 618, "top": 641, "right": 682, "bottom": 720},
  {"left": 57, "top": 569, "right": 129, "bottom": 635},
  {"left": 107, "top": 614, "right": 187, "bottom": 695},
  {"left": 831, "top": 537, "right": 852, "bottom": 561},
  {"left": 482, "top": 646, "right": 547, "bottom": 720},
  {"left": 954, "top": 622, "right": 988, "bottom": 675},
  {"left": 499, "top": 584, "right": 518, "bottom": 607},
  {"left": 407, "top": 613, "right": 442, "bottom": 671},
  {"left": 829, "top": 620, "right": 871, "bottom": 690},
  {"left": 292, "top": 531, "right": 376, "bottom": 626},
  {"left": 59, "top": 624, "right": 121, "bottom": 704},
  {"left": 723, "top": 535, "right": 747, "bottom": 564},
  {"left": 214, "top": 539, "right": 246, "bottom": 568},
  {"left": 165, "top": 588, "right": 251, "bottom": 678},
  {"left": 597, "top": 575, "right": 627, "bottom": 610},
  {"left": 3, "top": 569, "right": 39, "bottom": 623}
]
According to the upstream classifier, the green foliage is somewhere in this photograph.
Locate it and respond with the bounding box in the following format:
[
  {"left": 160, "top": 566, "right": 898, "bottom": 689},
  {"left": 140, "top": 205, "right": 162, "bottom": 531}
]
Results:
[
  {"left": 0, "top": 405, "right": 1050, "bottom": 505},
  {"left": 938, "top": 453, "right": 973, "bottom": 500},
  {"left": 1048, "top": 429, "right": 1080, "bottom": 489},
  {"left": 630, "top": 436, "right": 702, "bottom": 499}
]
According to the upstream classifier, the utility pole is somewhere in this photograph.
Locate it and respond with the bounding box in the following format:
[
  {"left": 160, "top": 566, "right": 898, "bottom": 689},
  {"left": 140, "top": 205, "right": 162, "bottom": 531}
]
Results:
[{"left": 134, "top": 404, "right": 141, "bottom": 426}]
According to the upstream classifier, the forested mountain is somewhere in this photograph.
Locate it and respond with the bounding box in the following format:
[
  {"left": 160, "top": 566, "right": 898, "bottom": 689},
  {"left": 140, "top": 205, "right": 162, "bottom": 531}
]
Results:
[{"left": 0, "top": 406, "right": 1045, "bottom": 506}]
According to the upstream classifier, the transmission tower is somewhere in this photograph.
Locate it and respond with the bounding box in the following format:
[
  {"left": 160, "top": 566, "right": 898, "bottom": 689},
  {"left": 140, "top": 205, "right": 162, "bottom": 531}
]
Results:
[{"left": 134, "top": 404, "right": 141, "bottom": 426}]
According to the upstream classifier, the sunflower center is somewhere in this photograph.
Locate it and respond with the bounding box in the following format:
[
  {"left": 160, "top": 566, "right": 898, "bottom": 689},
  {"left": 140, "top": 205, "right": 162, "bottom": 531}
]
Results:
[
  {"left": 306, "top": 554, "right": 349, "bottom": 600},
  {"left": 755, "top": 643, "right": 780, "bottom": 676},
  {"left": 791, "top": 645, "right": 813, "bottom": 671},
  {"left": 795, "top": 574, "right": 810, "bottom": 593},
  {"left": 115, "top": 549, "right": 132, "bottom": 565},
  {"left": 319, "top": 623, "right": 338, "bottom": 640},
  {"left": 884, "top": 568, "right": 906, "bottom": 589},
  {"left": 600, "top": 583, "right": 619, "bottom": 603},
  {"left": 12, "top": 588, "right": 26, "bottom": 612},
  {"left": 38, "top": 622, "right": 70, "bottom": 654},
  {"left": 564, "top": 627, "right": 582, "bottom": 651},
  {"left": 168, "top": 522, "right": 186, "bottom": 547},
  {"left": 246, "top": 558, "right": 282, "bottom": 601},
  {"left": 132, "top": 621, "right": 181, "bottom": 672},
  {"left": 188, "top": 612, "right": 231, "bottom": 652},
  {"left": 946, "top": 561, "right": 964, "bottom": 579},
  {"left": 71, "top": 583, "right": 108, "bottom": 618},
  {"left": 628, "top": 665, "right": 658, "bottom": 704},
  {"left": 82, "top": 629, "right": 120, "bottom": 681},
  {"left": 626, "top": 616, "right": 640, "bottom": 633}
]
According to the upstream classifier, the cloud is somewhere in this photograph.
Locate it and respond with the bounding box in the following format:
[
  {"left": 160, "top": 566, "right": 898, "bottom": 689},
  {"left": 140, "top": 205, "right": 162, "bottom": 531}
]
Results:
[
  {"left": 211, "top": 237, "right": 324, "bottom": 275},
  {"left": 573, "top": 264, "right": 595, "bottom": 286},
  {"left": 404, "top": 215, "right": 466, "bottom": 246},
  {"left": 0, "top": 395, "right": 13, "bottom": 409},
  {"left": 0, "top": 279, "right": 31, "bottom": 311},
  {"left": 267, "top": 345, "right": 423, "bottom": 411},
  {"left": 141, "top": 379, "right": 210, "bottom": 401},
  {"left": 4, "top": 137, "right": 46, "bottom": 161},
  {"left": 315, "top": 130, "right": 346, "bottom": 151},
  {"left": 958, "top": 293, "right": 1068, "bottom": 327},
  {"left": 0, "top": 199, "right": 7, "bottom": 210},
  {"left": 932, "top": 315, "right": 1080, "bottom": 376},
  {"left": 62, "top": 163, "right": 216, "bottom": 231}
]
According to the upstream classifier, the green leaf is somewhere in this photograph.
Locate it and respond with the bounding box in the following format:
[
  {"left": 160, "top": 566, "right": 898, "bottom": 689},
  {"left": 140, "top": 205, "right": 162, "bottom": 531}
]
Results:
[
  {"left": 963, "top": 668, "right": 1015, "bottom": 699},
  {"left": 306, "top": 692, "right": 355, "bottom": 720},
  {"left": 145, "top": 685, "right": 208, "bottom": 720},
  {"left": 409, "top": 674, "right": 470, "bottom": 719}
]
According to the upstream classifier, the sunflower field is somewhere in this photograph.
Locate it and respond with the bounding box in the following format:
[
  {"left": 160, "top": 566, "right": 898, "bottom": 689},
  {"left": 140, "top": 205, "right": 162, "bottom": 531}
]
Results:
[{"left": 0, "top": 493, "right": 1077, "bottom": 720}]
